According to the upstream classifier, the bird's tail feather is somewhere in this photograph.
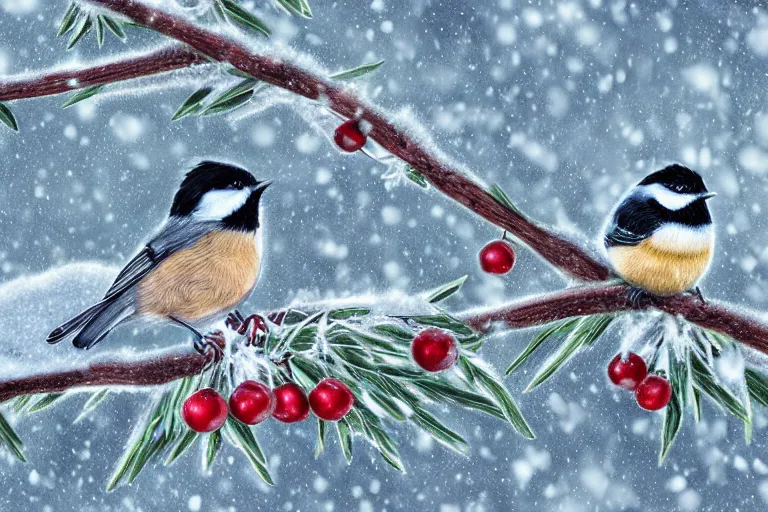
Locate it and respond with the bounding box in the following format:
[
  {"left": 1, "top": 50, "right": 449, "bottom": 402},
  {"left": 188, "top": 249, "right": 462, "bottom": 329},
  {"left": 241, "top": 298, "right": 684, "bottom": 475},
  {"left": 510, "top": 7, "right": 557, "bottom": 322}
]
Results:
[
  {"left": 72, "top": 297, "right": 134, "bottom": 350},
  {"left": 47, "top": 301, "right": 111, "bottom": 344}
]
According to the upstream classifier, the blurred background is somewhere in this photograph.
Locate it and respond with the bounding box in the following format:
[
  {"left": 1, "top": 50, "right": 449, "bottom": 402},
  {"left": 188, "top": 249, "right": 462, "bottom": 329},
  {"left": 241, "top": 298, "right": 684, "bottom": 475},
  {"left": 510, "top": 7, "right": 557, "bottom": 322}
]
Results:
[{"left": 1, "top": 0, "right": 768, "bottom": 510}]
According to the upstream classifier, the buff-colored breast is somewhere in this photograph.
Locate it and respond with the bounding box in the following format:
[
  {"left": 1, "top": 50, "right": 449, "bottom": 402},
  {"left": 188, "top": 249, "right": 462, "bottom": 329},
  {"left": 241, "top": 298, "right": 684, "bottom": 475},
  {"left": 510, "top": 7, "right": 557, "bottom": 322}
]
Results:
[
  {"left": 608, "top": 237, "right": 712, "bottom": 296},
  {"left": 137, "top": 230, "right": 260, "bottom": 322}
]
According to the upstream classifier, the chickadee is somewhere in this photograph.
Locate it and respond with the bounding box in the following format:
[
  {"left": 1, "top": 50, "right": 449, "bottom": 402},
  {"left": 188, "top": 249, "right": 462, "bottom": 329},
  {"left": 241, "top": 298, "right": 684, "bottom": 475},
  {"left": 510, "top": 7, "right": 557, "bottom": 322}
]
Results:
[
  {"left": 603, "top": 164, "right": 716, "bottom": 296},
  {"left": 47, "top": 161, "right": 271, "bottom": 353}
]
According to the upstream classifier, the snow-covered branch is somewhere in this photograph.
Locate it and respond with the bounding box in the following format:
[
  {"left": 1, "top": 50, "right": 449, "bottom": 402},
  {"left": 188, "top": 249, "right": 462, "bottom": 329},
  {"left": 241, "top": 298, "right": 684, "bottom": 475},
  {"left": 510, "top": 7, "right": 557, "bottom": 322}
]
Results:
[{"left": 0, "top": 46, "right": 204, "bottom": 101}]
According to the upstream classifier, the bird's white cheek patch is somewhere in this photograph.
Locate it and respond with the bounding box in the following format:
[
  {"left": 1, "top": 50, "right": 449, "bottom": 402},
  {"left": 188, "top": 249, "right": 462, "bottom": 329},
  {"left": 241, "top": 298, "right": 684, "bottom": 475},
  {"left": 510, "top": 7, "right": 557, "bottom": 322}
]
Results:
[
  {"left": 648, "top": 224, "right": 714, "bottom": 253},
  {"left": 642, "top": 184, "right": 698, "bottom": 211},
  {"left": 193, "top": 189, "right": 250, "bottom": 220}
]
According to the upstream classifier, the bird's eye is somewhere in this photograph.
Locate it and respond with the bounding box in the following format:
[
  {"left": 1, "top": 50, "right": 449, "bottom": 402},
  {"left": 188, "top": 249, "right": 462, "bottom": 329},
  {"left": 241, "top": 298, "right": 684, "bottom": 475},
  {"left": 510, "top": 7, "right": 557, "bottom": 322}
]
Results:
[{"left": 231, "top": 181, "right": 244, "bottom": 190}]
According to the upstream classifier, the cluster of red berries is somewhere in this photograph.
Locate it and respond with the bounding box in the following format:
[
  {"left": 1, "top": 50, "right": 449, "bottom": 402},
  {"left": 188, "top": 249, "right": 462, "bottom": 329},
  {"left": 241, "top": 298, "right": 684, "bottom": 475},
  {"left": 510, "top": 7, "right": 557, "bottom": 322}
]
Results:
[
  {"left": 479, "top": 240, "right": 516, "bottom": 275},
  {"left": 607, "top": 352, "right": 672, "bottom": 411},
  {"left": 181, "top": 378, "right": 355, "bottom": 433}
]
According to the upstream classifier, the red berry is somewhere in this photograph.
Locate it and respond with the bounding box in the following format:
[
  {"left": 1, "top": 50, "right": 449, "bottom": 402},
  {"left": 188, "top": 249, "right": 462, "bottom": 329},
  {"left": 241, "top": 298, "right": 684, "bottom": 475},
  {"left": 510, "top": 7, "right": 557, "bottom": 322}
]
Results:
[
  {"left": 334, "top": 120, "right": 367, "bottom": 152},
  {"left": 411, "top": 328, "right": 459, "bottom": 372},
  {"left": 181, "top": 388, "right": 228, "bottom": 433},
  {"left": 607, "top": 352, "right": 648, "bottom": 390},
  {"left": 272, "top": 383, "right": 310, "bottom": 423},
  {"left": 229, "top": 380, "right": 276, "bottom": 425},
  {"left": 479, "top": 240, "right": 516, "bottom": 274},
  {"left": 635, "top": 375, "right": 672, "bottom": 411},
  {"left": 309, "top": 378, "right": 355, "bottom": 421}
]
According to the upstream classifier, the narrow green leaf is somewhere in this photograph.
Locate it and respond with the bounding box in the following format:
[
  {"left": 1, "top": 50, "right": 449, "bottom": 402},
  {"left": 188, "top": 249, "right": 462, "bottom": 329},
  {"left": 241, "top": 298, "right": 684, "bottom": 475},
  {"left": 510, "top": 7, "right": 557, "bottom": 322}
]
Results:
[
  {"left": 404, "top": 166, "right": 429, "bottom": 188},
  {"left": 366, "top": 391, "right": 407, "bottom": 422},
  {"left": 67, "top": 15, "right": 92, "bottom": 50},
  {"left": 690, "top": 354, "right": 749, "bottom": 422},
  {"left": 102, "top": 16, "right": 126, "bottom": 40},
  {"left": 107, "top": 415, "right": 161, "bottom": 491},
  {"left": 410, "top": 408, "right": 469, "bottom": 456},
  {"left": 407, "top": 314, "right": 474, "bottom": 337},
  {"left": 221, "top": 0, "right": 271, "bottom": 37},
  {"left": 95, "top": 15, "right": 105, "bottom": 48},
  {"left": 276, "top": 0, "right": 313, "bottom": 18},
  {"left": 330, "top": 60, "right": 385, "bottom": 81},
  {"left": 353, "top": 410, "right": 406, "bottom": 473},
  {"left": 172, "top": 87, "right": 214, "bottom": 121},
  {"left": 28, "top": 393, "right": 66, "bottom": 413},
  {"left": 74, "top": 389, "right": 110, "bottom": 424},
  {"left": 12, "top": 395, "right": 32, "bottom": 413},
  {"left": 525, "top": 315, "right": 613, "bottom": 392},
  {"left": 506, "top": 318, "right": 579, "bottom": 375},
  {"left": 425, "top": 275, "right": 467, "bottom": 304},
  {"left": 372, "top": 324, "right": 413, "bottom": 343},
  {"left": 659, "top": 350, "right": 685, "bottom": 464},
  {"left": 164, "top": 430, "right": 198, "bottom": 466},
  {"left": 746, "top": 369, "right": 768, "bottom": 407},
  {"left": 57, "top": 3, "right": 80, "bottom": 37},
  {"left": 62, "top": 85, "right": 104, "bottom": 109},
  {"left": 488, "top": 184, "right": 526, "bottom": 217},
  {"left": 202, "top": 79, "right": 259, "bottom": 115},
  {"left": 0, "top": 412, "right": 25, "bottom": 462},
  {"left": 410, "top": 377, "right": 504, "bottom": 420},
  {"left": 465, "top": 359, "right": 534, "bottom": 439},
  {"left": 315, "top": 419, "right": 327, "bottom": 459},
  {"left": 223, "top": 419, "right": 273, "bottom": 485},
  {"left": 202, "top": 89, "right": 254, "bottom": 116},
  {"left": 203, "top": 430, "right": 222, "bottom": 471},
  {"left": 336, "top": 419, "right": 353, "bottom": 463},
  {"left": 328, "top": 308, "right": 371, "bottom": 320},
  {"left": 0, "top": 102, "right": 19, "bottom": 132}
]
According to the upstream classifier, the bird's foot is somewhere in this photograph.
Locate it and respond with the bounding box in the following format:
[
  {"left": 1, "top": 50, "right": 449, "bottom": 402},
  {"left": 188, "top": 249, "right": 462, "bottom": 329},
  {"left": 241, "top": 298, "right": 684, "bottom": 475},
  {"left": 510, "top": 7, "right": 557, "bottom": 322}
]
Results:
[
  {"left": 626, "top": 286, "right": 658, "bottom": 308},
  {"left": 686, "top": 286, "right": 706, "bottom": 304},
  {"left": 225, "top": 310, "right": 268, "bottom": 346},
  {"left": 194, "top": 330, "right": 226, "bottom": 364}
]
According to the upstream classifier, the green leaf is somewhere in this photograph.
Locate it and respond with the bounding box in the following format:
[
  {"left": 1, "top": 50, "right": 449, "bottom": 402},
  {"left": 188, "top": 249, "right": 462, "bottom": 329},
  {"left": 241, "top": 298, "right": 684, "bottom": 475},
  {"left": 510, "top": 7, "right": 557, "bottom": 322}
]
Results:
[
  {"left": 202, "top": 88, "right": 254, "bottom": 116},
  {"left": 12, "top": 395, "right": 32, "bottom": 414},
  {"left": 57, "top": 3, "right": 80, "bottom": 37},
  {"left": 659, "top": 350, "right": 685, "bottom": 464},
  {"left": 525, "top": 315, "right": 613, "bottom": 392},
  {"left": 0, "top": 102, "right": 18, "bottom": 132},
  {"left": 690, "top": 354, "right": 749, "bottom": 422},
  {"left": 409, "top": 408, "right": 469, "bottom": 456},
  {"left": 0, "top": 412, "right": 25, "bottom": 462},
  {"left": 171, "top": 87, "right": 214, "bottom": 121},
  {"left": 67, "top": 15, "right": 92, "bottom": 50},
  {"left": 506, "top": 318, "right": 579, "bottom": 375},
  {"left": 27, "top": 393, "right": 66, "bottom": 413},
  {"left": 102, "top": 16, "right": 126, "bottom": 40},
  {"left": 371, "top": 324, "right": 413, "bottom": 343},
  {"left": 203, "top": 430, "right": 222, "bottom": 471},
  {"left": 315, "top": 418, "right": 327, "bottom": 459},
  {"left": 74, "top": 389, "right": 110, "bottom": 424},
  {"left": 366, "top": 391, "right": 408, "bottom": 422},
  {"left": 275, "top": 0, "right": 313, "bottom": 18},
  {"left": 107, "top": 415, "right": 161, "bottom": 491},
  {"left": 404, "top": 166, "right": 429, "bottom": 188},
  {"left": 223, "top": 419, "right": 273, "bottom": 485},
  {"left": 488, "top": 184, "right": 526, "bottom": 217},
  {"left": 336, "top": 419, "right": 353, "bottom": 463},
  {"left": 164, "top": 429, "right": 198, "bottom": 466},
  {"left": 352, "top": 410, "right": 406, "bottom": 473},
  {"left": 330, "top": 60, "right": 385, "bottom": 81},
  {"left": 62, "top": 85, "right": 104, "bottom": 109},
  {"left": 746, "top": 369, "right": 768, "bottom": 407},
  {"left": 328, "top": 308, "right": 371, "bottom": 320},
  {"left": 410, "top": 377, "right": 504, "bottom": 421},
  {"left": 407, "top": 314, "right": 474, "bottom": 337},
  {"left": 425, "top": 275, "right": 467, "bottom": 304},
  {"left": 463, "top": 358, "right": 534, "bottom": 439},
  {"left": 221, "top": 0, "right": 271, "bottom": 37}
]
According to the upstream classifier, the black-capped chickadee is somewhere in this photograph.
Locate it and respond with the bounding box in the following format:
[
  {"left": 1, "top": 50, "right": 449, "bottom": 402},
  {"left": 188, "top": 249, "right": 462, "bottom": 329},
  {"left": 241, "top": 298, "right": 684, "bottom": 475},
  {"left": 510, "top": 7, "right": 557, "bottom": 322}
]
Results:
[
  {"left": 604, "top": 164, "right": 716, "bottom": 296},
  {"left": 47, "top": 161, "right": 271, "bottom": 353}
]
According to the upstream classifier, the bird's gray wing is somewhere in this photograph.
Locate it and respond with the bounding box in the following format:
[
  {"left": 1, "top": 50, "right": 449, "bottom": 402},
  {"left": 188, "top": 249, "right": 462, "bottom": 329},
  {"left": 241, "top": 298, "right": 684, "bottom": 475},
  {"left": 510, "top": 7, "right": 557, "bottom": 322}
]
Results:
[
  {"left": 604, "top": 196, "right": 661, "bottom": 248},
  {"left": 47, "top": 217, "right": 219, "bottom": 344}
]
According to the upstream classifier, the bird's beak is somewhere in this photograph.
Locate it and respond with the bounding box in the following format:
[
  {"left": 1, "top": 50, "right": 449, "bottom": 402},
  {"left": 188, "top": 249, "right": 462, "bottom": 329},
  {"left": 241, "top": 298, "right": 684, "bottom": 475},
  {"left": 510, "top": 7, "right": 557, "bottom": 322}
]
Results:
[
  {"left": 252, "top": 180, "right": 272, "bottom": 193},
  {"left": 700, "top": 192, "right": 717, "bottom": 200}
]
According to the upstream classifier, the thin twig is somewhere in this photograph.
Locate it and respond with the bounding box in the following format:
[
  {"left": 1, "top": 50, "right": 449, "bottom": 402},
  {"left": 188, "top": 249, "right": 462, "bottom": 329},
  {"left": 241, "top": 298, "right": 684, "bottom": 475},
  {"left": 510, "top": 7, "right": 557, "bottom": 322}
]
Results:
[{"left": 0, "top": 46, "right": 205, "bottom": 101}]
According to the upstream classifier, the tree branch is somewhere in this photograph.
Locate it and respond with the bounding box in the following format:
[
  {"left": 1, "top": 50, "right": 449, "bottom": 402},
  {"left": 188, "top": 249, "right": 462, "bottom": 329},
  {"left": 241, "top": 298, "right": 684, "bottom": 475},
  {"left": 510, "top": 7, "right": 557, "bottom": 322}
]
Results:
[
  {"left": 86, "top": 0, "right": 609, "bottom": 283},
  {"left": 0, "top": 46, "right": 205, "bottom": 101}
]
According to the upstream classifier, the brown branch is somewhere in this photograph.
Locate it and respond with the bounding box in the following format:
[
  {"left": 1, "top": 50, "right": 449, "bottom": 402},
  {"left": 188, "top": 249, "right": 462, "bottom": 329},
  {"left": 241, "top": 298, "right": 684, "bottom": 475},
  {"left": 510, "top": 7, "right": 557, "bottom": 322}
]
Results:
[
  {"left": 0, "top": 46, "right": 205, "bottom": 101},
  {"left": 0, "top": 351, "right": 207, "bottom": 403},
  {"left": 87, "top": 0, "right": 609, "bottom": 283},
  {"left": 463, "top": 284, "right": 768, "bottom": 356}
]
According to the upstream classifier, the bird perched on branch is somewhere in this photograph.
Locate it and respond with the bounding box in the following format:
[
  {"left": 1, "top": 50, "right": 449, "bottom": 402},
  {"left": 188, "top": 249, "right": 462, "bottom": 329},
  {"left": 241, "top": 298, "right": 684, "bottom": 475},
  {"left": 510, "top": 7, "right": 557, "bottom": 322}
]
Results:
[
  {"left": 603, "top": 164, "right": 716, "bottom": 297},
  {"left": 47, "top": 161, "right": 271, "bottom": 356}
]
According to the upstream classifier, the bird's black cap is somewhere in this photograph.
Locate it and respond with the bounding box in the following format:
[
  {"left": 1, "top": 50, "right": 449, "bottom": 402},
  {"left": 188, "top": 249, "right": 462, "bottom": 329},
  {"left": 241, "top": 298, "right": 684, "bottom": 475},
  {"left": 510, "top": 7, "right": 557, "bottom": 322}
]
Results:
[
  {"left": 638, "top": 164, "right": 708, "bottom": 195},
  {"left": 170, "top": 160, "right": 259, "bottom": 217}
]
